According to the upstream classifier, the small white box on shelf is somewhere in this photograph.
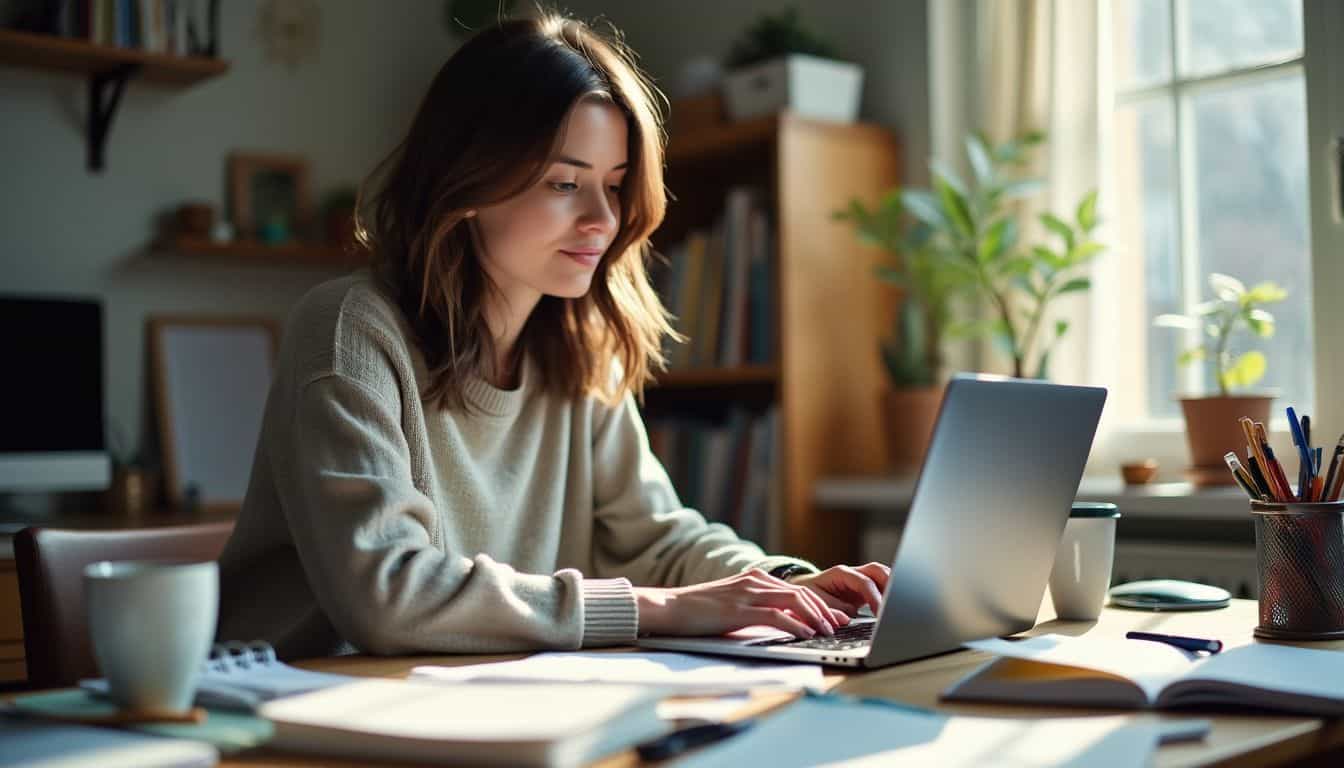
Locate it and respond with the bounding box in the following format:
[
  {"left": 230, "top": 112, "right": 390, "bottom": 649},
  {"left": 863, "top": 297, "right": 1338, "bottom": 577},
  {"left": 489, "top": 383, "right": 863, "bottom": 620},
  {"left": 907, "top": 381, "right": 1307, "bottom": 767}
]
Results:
[{"left": 721, "top": 54, "right": 863, "bottom": 123}]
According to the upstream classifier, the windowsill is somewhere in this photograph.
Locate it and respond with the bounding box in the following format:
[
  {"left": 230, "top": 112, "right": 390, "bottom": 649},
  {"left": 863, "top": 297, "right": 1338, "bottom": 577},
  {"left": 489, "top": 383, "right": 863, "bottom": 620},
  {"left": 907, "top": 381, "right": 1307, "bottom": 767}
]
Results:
[{"left": 814, "top": 474, "right": 1253, "bottom": 522}]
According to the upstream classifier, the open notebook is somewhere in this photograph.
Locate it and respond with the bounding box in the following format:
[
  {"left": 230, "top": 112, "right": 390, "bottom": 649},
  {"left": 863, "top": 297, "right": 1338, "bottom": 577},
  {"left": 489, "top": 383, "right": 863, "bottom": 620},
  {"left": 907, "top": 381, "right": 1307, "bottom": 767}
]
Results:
[
  {"left": 82, "top": 641, "right": 354, "bottom": 712},
  {"left": 944, "top": 634, "right": 1344, "bottom": 716},
  {"left": 258, "top": 678, "right": 667, "bottom": 768}
]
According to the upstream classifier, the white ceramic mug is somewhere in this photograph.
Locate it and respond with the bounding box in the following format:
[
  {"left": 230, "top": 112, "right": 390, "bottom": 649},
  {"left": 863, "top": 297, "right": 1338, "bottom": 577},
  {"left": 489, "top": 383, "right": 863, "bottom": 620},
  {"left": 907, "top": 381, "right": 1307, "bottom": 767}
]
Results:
[
  {"left": 84, "top": 560, "right": 218, "bottom": 713},
  {"left": 1048, "top": 502, "right": 1120, "bottom": 621}
]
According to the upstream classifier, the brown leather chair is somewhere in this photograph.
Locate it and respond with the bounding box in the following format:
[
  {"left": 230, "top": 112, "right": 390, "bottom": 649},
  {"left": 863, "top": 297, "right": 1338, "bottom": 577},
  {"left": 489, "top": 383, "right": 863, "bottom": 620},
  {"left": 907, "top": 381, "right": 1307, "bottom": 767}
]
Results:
[{"left": 13, "top": 521, "right": 233, "bottom": 689}]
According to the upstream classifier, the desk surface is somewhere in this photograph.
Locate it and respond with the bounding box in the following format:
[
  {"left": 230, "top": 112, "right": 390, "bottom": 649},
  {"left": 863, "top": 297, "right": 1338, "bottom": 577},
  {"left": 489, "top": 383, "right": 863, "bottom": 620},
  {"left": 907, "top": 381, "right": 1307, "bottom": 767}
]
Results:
[{"left": 218, "top": 598, "right": 1343, "bottom": 768}]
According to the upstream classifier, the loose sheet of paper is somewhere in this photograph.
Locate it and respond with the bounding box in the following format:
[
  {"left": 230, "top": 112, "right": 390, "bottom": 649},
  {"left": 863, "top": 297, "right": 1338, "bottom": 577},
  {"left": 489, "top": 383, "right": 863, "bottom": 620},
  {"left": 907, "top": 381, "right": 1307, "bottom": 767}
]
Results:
[
  {"left": 411, "top": 651, "right": 824, "bottom": 695},
  {"left": 677, "top": 695, "right": 1167, "bottom": 768}
]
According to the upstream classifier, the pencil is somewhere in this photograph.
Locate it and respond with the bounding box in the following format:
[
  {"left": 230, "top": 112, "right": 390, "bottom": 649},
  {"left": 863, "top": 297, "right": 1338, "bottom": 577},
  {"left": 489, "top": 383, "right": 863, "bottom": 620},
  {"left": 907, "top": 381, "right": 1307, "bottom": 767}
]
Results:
[
  {"left": 1256, "top": 421, "right": 1296, "bottom": 501},
  {"left": 1311, "top": 475, "right": 1325, "bottom": 503},
  {"left": 1241, "top": 418, "right": 1277, "bottom": 500}
]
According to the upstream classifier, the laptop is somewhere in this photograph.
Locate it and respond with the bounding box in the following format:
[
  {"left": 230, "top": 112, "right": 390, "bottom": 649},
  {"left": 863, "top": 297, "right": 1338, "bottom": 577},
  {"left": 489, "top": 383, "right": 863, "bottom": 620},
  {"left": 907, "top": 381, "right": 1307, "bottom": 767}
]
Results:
[{"left": 638, "top": 374, "right": 1107, "bottom": 668}]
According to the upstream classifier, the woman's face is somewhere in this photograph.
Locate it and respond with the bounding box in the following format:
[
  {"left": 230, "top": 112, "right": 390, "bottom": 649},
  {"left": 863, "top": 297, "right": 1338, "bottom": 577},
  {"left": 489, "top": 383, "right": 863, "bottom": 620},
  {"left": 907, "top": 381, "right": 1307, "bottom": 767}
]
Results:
[{"left": 474, "top": 98, "right": 628, "bottom": 315}]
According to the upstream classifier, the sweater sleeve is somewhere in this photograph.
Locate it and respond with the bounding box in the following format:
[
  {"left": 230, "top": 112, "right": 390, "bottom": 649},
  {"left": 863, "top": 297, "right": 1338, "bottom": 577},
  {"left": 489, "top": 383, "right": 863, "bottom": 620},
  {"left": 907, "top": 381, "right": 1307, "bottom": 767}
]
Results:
[
  {"left": 277, "top": 373, "right": 637, "bottom": 654},
  {"left": 590, "top": 394, "right": 816, "bottom": 587}
]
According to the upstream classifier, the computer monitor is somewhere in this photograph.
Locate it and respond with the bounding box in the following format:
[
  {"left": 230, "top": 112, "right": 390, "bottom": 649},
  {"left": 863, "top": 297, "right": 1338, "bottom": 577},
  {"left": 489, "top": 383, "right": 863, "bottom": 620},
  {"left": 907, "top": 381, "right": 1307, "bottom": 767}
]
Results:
[{"left": 0, "top": 296, "right": 110, "bottom": 492}]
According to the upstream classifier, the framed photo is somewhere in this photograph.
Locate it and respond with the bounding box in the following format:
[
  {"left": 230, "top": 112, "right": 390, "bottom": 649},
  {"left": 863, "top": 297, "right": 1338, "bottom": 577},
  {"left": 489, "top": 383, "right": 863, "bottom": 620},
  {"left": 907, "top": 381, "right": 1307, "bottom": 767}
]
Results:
[
  {"left": 228, "top": 152, "right": 310, "bottom": 242},
  {"left": 148, "top": 315, "right": 279, "bottom": 513}
]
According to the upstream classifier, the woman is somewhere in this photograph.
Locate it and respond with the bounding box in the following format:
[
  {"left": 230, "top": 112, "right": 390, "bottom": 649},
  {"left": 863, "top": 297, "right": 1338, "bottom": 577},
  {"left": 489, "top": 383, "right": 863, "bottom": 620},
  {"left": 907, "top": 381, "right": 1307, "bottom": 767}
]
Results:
[{"left": 218, "top": 13, "right": 889, "bottom": 660}]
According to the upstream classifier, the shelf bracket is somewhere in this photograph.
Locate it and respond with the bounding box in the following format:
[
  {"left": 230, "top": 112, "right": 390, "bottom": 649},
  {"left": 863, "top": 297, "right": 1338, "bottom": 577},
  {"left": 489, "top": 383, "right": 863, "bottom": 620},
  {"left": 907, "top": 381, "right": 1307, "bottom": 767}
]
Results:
[{"left": 87, "top": 63, "right": 140, "bottom": 172}]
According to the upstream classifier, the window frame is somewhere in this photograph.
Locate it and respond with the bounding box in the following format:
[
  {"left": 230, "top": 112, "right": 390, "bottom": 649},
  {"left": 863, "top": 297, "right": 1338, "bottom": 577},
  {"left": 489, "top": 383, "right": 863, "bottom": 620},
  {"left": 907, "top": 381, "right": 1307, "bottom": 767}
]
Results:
[{"left": 1092, "top": 0, "right": 1312, "bottom": 473}]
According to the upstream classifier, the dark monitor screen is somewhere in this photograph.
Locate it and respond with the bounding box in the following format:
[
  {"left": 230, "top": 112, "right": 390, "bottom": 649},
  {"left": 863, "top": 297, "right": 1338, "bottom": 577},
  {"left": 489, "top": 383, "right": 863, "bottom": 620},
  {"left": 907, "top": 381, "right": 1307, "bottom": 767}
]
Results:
[{"left": 0, "top": 297, "right": 104, "bottom": 453}]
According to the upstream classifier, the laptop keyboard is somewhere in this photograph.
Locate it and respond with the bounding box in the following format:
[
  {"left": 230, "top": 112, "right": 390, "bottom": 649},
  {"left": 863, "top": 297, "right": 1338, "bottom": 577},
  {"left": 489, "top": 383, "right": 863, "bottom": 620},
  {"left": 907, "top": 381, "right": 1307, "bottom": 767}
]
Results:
[{"left": 747, "top": 620, "right": 875, "bottom": 651}]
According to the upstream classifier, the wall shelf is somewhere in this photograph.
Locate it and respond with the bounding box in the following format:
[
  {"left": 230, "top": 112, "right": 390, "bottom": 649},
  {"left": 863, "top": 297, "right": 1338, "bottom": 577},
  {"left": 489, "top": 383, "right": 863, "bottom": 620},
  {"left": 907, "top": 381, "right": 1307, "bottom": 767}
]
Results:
[
  {"left": 0, "top": 28, "right": 229, "bottom": 171},
  {"left": 158, "top": 236, "right": 366, "bottom": 269}
]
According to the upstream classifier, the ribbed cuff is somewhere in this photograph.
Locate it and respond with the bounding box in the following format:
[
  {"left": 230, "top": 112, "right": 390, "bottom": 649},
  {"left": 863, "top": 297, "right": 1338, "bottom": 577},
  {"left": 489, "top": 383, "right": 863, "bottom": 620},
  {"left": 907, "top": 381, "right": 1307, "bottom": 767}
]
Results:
[{"left": 580, "top": 577, "right": 638, "bottom": 648}]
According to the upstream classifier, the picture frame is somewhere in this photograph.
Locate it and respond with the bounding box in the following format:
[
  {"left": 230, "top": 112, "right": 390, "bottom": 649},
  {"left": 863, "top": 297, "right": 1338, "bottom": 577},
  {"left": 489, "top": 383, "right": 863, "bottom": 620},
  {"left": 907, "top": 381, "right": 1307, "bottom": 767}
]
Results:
[
  {"left": 148, "top": 315, "right": 279, "bottom": 513},
  {"left": 228, "top": 152, "right": 311, "bottom": 242}
]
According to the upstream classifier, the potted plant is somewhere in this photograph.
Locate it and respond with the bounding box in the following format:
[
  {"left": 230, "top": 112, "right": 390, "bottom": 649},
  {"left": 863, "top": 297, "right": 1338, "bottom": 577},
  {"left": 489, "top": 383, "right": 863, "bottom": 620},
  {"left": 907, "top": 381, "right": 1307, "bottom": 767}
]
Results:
[
  {"left": 321, "top": 186, "right": 358, "bottom": 250},
  {"left": 836, "top": 191, "right": 970, "bottom": 469},
  {"left": 1154, "top": 274, "right": 1287, "bottom": 485},
  {"left": 838, "top": 132, "right": 1103, "bottom": 467},
  {"left": 721, "top": 8, "right": 862, "bottom": 124}
]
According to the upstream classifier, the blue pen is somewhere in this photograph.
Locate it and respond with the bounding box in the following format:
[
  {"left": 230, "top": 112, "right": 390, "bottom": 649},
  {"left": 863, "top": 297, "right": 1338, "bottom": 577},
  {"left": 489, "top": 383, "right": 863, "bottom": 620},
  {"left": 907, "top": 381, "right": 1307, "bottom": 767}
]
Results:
[
  {"left": 1287, "top": 407, "right": 1315, "bottom": 492},
  {"left": 1126, "top": 631, "right": 1223, "bottom": 654}
]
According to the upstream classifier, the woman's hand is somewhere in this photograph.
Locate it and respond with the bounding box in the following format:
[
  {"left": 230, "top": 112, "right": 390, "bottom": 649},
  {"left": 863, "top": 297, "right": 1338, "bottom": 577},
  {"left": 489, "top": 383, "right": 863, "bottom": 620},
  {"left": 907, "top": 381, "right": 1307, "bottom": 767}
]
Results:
[
  {"left": 635, "top": 569, "right": 851, "bottom": 639},
  {"left": 787, "top": 562, "right": 891, "bottom": 617}
]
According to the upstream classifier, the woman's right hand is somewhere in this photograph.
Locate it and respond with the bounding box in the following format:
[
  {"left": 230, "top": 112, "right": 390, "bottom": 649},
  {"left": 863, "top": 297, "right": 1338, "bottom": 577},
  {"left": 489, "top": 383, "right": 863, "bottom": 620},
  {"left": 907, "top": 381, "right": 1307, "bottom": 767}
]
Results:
[{"left": 634, "top": 569, "right": 851, "bottom": 638}]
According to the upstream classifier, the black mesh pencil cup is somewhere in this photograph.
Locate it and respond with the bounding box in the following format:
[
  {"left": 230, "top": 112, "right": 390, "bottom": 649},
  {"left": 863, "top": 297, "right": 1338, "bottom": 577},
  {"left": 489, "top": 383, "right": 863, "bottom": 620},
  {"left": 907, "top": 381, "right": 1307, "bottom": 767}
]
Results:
[{"left": 1251, "top": 500, "right": 1344, "bottom": 640}]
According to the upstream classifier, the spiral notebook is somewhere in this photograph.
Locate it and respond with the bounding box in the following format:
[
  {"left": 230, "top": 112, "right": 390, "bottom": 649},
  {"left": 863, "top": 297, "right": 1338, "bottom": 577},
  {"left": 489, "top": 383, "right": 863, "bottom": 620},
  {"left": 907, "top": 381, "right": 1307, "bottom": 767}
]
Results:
[{"left": 82, "top": 641, "right": 356, "bottom": 713}]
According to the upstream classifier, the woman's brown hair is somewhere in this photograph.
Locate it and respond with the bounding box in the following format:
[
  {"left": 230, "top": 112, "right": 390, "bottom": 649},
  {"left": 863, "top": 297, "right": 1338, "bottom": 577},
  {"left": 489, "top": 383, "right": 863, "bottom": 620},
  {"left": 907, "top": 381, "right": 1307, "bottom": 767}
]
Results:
[{"left": 356, "top": 13, "right": 674, "bottom": 410}]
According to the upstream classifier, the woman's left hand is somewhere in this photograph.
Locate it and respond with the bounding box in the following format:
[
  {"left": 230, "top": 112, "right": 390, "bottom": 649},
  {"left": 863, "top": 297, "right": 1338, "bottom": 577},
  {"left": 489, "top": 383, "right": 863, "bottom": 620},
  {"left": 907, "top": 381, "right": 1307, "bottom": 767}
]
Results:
[{"left": 788, "top": 562, "right": 891, "bottom": 616}]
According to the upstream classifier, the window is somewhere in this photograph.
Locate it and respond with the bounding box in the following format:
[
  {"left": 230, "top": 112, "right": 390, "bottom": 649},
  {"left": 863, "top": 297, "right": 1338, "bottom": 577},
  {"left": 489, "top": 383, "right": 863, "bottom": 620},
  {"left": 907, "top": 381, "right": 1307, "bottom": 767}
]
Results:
[{"left": 1108, "top": 0, "right": 1312, "bottom": 422}]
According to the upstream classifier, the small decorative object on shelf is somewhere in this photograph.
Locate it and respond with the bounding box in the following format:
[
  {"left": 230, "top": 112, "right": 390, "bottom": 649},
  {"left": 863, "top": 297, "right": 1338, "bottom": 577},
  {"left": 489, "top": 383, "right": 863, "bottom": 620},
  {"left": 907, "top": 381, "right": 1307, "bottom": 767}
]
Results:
[
  {"left": 174, "top": 202, "right": 214, "bottom": 238},
  {"left": 1121, "top": 459, "right": 1160, "bottom": 486},
  {"left": 228, "top": 151, "right": 310, "bottom": 243},
  {"left": 320, "top": 186, "right": 358, "bottom": 249},
  {"left": 720, "top": 7, "right": 861, "bottom": 124}
]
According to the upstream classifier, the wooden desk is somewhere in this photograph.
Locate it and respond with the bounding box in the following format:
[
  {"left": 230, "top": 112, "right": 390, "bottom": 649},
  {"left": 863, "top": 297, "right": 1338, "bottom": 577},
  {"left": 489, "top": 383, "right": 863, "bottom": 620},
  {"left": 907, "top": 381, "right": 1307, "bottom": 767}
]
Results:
[{"left": 218, "top": 598, "right": 1343, "bottom": 767}]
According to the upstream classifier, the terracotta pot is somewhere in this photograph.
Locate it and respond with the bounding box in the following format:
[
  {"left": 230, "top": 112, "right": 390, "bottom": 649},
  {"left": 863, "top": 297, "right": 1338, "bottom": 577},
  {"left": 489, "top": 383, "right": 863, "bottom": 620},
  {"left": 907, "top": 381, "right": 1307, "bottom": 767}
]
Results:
[
  {"left": 882, "top": 385, "right": 944, "bottom": 471},
  {"left": 1179, "top": 395, "right": 1273, "bottom": 486}
]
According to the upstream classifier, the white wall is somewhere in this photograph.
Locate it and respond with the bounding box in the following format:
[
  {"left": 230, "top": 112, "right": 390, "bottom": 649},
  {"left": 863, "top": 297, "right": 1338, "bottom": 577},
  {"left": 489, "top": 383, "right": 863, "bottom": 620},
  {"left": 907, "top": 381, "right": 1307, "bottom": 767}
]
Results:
[
  {"left": 0, "top": 1, "right": 455, "bottom": 458},
  {"left": 559, "top": 0, "right": 932, "bottom": 184}
]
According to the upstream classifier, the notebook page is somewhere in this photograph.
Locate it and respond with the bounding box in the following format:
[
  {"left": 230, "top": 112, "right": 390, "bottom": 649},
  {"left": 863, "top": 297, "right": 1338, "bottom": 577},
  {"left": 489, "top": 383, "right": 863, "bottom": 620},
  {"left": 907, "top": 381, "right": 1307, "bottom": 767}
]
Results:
[
  {"left": 1163, "top": 643, "right": 1344, "bottom": 713},
  {"left": 965, "top": 635, "right": 1196, "bottom": 703}
]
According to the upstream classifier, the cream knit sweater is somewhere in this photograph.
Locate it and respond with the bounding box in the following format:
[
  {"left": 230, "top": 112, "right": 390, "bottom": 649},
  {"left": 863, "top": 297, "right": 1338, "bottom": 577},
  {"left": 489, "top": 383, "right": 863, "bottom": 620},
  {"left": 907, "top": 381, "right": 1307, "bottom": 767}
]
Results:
[{"left": 217, "top": 272, "right": 811, "bottom": 659}]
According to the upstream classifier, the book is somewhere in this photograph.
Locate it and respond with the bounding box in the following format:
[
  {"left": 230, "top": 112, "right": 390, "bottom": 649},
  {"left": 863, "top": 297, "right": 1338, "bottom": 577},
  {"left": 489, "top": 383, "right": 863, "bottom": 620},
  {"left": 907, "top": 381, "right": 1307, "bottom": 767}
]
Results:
[
  {"left": 0, "top": 718, "right": 218, "bottom": 767},
  {"left": 82, "top": 641, "right": 355, "bottom": 713},
  {"left": 258, "top": 678, "right": 668, "bottom": 768},
  {"left": 945, "top": 634, "right": 1344, "bottom": 716}
]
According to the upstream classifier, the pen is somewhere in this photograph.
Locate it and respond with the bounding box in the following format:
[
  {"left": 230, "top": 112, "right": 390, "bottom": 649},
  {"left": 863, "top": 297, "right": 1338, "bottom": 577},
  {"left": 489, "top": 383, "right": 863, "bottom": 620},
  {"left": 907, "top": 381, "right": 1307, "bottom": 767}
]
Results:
[
  {"left": 1329, "top": 435, "right": 1344, "bottom": 502},
  {"left": 1246, "top": 453, "right": 1273, "bottom": 499},
  {"left": 636, "top": 720, "right": 754, "bottom": 761},
  {"left": 1126, "top": 631, "right": 1223, "bottom": 654},
  {"left": 1303, "top": 415, "right": 1312, "bottom": 454},
  {"left": 1223, "top": 452, "right": 1265, "bottom": 501},
  {"left": 1287, "top": 407, "right": 1313, "bottom": 497}
]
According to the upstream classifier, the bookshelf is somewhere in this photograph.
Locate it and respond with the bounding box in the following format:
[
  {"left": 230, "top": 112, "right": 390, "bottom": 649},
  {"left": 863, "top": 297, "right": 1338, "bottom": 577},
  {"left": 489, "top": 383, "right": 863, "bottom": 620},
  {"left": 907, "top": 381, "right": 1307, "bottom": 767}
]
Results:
[
  {"left": 645, "top": 112, "right": 899, "bottom": 567},
  {"left": 0, "top": 28, "right": 229, "bottom": 170}
]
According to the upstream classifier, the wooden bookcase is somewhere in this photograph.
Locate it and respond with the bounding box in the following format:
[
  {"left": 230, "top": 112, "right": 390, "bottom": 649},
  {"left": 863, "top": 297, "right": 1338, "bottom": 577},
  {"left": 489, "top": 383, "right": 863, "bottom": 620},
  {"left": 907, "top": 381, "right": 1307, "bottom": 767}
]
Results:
[{"left": 645, "top": 112, "right": 899, "bottom": 567}]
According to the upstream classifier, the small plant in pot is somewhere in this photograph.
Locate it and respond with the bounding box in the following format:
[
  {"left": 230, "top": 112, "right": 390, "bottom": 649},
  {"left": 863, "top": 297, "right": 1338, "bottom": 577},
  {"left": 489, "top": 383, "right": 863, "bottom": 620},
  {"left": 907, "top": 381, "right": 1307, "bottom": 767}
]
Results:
[
  {"left": 721, "top": 7, "right": 862, "bottom": 124},
  {"left": 1154, "top": 273, "right": 1287, "bottom": 485}
]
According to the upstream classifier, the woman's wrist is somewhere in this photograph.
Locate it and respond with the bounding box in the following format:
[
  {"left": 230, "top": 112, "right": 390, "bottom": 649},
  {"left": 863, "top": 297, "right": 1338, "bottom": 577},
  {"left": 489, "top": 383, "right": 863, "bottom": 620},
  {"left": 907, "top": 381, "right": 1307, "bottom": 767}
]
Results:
[{"left": 634, "top": 586, "right": 670, "bottom": 635}]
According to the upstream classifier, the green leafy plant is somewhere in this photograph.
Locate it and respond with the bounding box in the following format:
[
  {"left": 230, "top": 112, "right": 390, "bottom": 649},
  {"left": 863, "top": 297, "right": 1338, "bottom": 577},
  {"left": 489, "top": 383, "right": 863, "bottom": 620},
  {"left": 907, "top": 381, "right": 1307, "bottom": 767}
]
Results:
[
  {"left": 835, "top": 190, "right": 970, "bottom": 387},
  {"left": 1153, "top": 273, "right": 1287, "bottom": 394},
  {"left": 839, "top": 132, "right": 1104, "bottom": 383},
  {"left": 726, "top": 7, "right": 839, "bottom": 69}
]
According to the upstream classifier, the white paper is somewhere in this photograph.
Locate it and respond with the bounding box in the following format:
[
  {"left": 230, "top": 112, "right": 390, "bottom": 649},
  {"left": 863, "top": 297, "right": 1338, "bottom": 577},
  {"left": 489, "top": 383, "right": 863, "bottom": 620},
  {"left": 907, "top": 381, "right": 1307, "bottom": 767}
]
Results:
[
  {"left": 411, "top": 651, "right": 824, "bottom": 695},
  {"left": 677, "top": 696, "right": 1165, "bottom": 768}
]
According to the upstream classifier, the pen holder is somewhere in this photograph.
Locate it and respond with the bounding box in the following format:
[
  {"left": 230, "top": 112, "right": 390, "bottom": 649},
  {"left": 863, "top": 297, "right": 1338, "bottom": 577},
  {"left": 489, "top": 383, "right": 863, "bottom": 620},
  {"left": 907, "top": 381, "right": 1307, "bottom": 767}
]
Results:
[{"left": 1251, "top": 500, "right": 1344, "bottom": 640}]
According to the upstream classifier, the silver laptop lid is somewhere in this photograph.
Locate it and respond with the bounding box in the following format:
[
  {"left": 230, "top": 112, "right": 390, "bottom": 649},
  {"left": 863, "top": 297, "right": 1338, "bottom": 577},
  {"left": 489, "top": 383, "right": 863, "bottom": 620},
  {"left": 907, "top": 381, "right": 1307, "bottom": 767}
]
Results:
[{"left": 864, "top": 374, "right": 1106, "bottom": 668}]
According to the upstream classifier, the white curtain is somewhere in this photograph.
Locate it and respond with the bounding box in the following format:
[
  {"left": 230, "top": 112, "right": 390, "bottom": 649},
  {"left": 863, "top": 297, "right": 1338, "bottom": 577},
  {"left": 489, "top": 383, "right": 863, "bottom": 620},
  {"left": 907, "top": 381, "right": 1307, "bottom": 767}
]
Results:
[{"left": 973, "top": 0, "right": 1102, "bottom": 386}]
